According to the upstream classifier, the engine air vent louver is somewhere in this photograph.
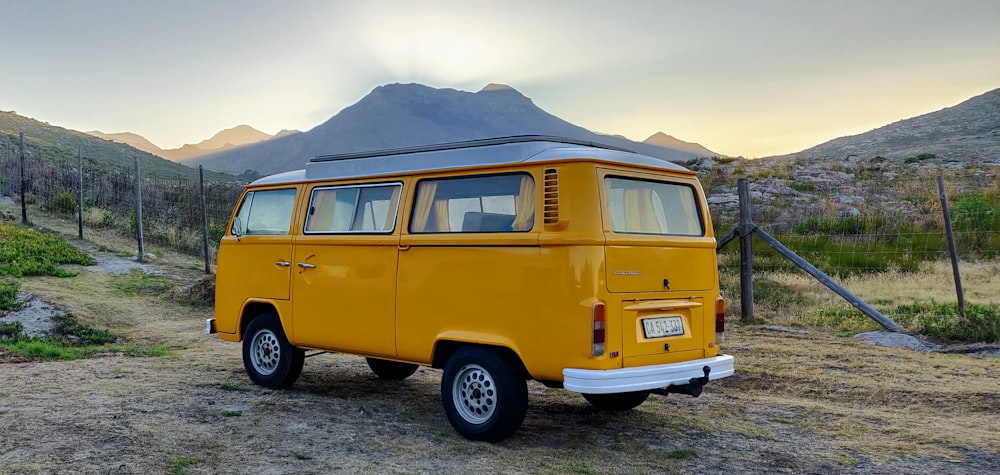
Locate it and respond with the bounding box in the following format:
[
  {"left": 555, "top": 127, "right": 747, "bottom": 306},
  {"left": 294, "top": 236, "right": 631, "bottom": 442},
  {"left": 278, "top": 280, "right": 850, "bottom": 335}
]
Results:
[{"left": 543, "top": 168, "right": 559, "bottom": 224}]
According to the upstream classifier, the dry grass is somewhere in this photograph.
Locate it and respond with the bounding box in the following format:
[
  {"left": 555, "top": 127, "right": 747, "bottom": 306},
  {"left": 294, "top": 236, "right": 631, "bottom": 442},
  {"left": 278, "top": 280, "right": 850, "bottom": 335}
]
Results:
[{"left": 1, "top": 207, "right": 998, "bottom": 473}]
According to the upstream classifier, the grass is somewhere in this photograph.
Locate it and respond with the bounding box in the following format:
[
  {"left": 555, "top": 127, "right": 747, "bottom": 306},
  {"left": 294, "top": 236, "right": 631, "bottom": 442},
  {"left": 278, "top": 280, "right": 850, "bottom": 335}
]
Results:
[
  {"left": 0, "top": 312, "right": 170, "bottom": 360},
  {"left": 111, "top": 269, "right": 174, "bottom": 297},
  {"left": 0, "top": 278, "right": 21, "bottom": 310},
  {"left": 743, "top": 260, "right": 1000, "bottom": 342},
  {"left": 0, "top": 223, "right": 95, "bottom": 277},
  {"left": 164, "top": 455, "right": 201, "bottom": 475}
]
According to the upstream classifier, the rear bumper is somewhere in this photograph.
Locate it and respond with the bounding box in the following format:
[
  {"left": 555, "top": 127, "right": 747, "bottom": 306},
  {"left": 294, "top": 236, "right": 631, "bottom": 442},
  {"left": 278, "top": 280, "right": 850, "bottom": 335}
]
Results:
[
  {"left": 563, "top": 354, "right": 734, "bottom": 394},
  {"left": 205, "top": 318, "right": 217, "bottom": 334}
]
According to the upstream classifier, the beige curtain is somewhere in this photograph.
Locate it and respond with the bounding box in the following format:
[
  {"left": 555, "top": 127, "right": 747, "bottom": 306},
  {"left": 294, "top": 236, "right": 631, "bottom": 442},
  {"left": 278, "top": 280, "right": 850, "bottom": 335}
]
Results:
[
  {"left": 678, "top": 188, "right": 697, "bottom": 234},
  {"left": 624, "top": 188, "right": 661, "bottom": 233},
  {"left": 432, "top": 200, "right": 450, "bottom": 232},
  {"left": 411, "top": 183, "right": 437, "bottom": 232},
  {"left": 306, "top": 189, "right": 335, "bottom": 232},
  {"left": 382, "top": 186, "right": 401, "bottom": 231},
  {"left": 511, "top": 176, "right": 536, "bottom": 231}
]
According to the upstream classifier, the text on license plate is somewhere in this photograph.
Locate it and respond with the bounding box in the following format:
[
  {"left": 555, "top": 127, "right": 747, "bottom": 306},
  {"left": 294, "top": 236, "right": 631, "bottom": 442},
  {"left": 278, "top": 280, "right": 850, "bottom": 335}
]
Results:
[{"left": 642, "top": 316, "right": 684, "bottom": 338}]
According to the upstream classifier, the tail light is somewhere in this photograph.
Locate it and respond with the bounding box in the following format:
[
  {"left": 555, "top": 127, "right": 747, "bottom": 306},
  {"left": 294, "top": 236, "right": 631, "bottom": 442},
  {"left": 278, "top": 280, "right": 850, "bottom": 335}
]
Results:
[
  {"left": 592, "top": 301, "right": 606, "bottom": 356},
  {"left": 715, "top": 296, "right": 726, "bottom": 345}
]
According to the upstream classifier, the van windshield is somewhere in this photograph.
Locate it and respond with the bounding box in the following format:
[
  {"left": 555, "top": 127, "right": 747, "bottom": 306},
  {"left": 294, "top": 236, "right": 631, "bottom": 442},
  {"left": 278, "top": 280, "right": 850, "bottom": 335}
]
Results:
[{"left": 604, "top": 177, "right": 703, "bottom": 236}]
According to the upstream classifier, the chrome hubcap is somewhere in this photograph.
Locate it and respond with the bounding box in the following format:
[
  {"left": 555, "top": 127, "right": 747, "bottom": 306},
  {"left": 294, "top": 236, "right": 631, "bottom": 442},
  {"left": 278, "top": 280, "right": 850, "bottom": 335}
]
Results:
[
  {"left": 453, "top": 364, "right": 496, "bottom": 424},
  {"left": 250, "top": 329, "right": 281, "bottom": 375}
]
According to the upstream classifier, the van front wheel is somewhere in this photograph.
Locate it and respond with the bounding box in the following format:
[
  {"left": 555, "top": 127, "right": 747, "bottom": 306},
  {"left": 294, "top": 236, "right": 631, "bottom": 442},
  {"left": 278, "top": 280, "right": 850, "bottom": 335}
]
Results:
[
  {"left": 441, "top": 347, "right": 527, "bottom": 442},
  {"left": 366, "top": 358, "right": 418, "bottom": 380},
  {"left": 582, "top": 391, "right": 650, "bottom": 411},
  {"left": 243, "top": 313, "right": 304, "bottom": 389}
]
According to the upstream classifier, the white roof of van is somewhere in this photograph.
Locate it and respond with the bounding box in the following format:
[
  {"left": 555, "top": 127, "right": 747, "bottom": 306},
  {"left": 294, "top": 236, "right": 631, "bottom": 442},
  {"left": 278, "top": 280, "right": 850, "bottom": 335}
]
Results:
[{"left": 251, "top": 135, "right": 690, "bottom": 185}]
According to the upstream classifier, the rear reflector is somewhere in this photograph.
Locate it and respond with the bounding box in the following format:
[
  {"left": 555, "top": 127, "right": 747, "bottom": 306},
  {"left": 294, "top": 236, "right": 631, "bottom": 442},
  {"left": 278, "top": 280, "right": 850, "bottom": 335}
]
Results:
[
  {"left": 715, "top": 296, "right": 726, "bottom": 345},
  {"left": 592, "top": 301, "right": 606, "bottom": 356}
]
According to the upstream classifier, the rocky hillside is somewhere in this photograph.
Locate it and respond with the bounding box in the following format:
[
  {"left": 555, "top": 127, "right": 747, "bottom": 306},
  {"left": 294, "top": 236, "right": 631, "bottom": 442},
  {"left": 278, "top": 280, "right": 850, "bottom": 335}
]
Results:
[
  {"left": 785, "top": 87, "right": 1000, "bottom": 163},
  {"left": 189, "top": 83, "right": 718, "bottom": 176}
]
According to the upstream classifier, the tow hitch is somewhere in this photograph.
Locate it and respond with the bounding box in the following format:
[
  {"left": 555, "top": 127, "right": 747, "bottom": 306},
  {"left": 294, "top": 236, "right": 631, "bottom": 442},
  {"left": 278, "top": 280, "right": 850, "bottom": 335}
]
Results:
[{"left": 653, "top": 366, "right": 711, "bottom": 398}]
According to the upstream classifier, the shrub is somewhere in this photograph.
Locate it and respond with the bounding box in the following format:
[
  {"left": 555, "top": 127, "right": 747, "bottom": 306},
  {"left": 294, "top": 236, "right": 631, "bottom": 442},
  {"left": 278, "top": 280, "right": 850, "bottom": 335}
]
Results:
[
  {"left": 0, "top": 278, "right": 21, "bottom": 311},
  {"left": 893, "top": 301, "right": 1000, "bottom": 342},
  {"left": 0, "top": 223, "right": 95, "bottom": 277},
  {"left": 44, "top": 191, "right": 78, "bottom": 214}
]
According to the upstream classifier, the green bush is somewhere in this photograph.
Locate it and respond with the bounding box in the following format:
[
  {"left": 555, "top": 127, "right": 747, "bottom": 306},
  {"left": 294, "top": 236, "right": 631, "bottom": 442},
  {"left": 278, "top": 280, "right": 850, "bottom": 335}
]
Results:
[
  {"left": 892, "top": 301, "right": 1000, "bottom": 342},
  {"left": 0, "top": 223, "right": 94, "bottom": 277},
  {"left": 44, "top": 191, "right": 78, "bottom": 214},
  {"left": 0, "top": 278, "right": 21, "bottom": 311}
]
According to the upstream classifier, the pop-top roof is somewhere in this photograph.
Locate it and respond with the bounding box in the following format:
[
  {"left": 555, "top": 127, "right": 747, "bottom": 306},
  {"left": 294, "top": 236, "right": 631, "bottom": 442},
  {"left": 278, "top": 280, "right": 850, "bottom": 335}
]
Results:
[{"left": 251, "top": 135, "right": 690, "bottom": 185}]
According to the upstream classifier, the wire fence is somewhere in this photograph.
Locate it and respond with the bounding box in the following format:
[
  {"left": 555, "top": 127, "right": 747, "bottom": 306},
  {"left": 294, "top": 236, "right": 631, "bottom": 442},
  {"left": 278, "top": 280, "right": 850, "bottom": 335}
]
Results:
[
  {"left": 1, "top": 136, "right": 243, "bottom": 262},
  {"left": 712, "top": 166, "right": 1000, "bottom": 277},
  {"left": 2, "top": 133, "right": 998, "bottom": 280}
]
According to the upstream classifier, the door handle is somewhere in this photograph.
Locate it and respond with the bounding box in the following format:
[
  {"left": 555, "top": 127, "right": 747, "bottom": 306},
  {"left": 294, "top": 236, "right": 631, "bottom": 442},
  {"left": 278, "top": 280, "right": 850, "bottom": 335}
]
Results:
[
  {"left": 276, "top": 261, "right": 291, "bottom": 267},
  {"left": 297, "top": 262, "right": 316, "bottom": 269}
]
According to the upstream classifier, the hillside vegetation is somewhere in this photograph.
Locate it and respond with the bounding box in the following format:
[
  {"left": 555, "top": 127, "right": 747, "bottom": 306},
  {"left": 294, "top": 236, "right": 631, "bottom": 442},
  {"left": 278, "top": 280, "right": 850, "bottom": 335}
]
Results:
[{"left": 1, "top": 111, "right": 237, "bottom": 181}]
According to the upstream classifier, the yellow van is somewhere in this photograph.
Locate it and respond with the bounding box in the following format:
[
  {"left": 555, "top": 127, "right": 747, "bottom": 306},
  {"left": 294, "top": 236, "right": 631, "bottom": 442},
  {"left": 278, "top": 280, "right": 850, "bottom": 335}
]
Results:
[{"left": 208, "top": 135, "right": 733, "bottom": 442}]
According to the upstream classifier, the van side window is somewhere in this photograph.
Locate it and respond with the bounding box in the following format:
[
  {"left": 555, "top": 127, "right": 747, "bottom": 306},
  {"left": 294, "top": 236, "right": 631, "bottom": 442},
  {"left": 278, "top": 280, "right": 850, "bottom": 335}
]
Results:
[
  {"left": 410, "top": 173, "right": 534, "bottom": 233},
  {"left": 605, "top": 177, "right": 703, "bottom": 236},
  {"left": 233, "top": 189, "right": 297, "bottom": 236},
  {"left": 305, "top": 183, "right": 402, "bottom": 234}
]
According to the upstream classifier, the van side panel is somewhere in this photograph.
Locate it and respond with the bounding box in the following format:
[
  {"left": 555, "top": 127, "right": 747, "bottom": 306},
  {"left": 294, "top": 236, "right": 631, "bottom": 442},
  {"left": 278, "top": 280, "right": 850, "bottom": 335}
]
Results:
[
  {"left": 394, "top": 243, "right": 543, "bottom": 364},
  {"left": 290, "top": 236, "right": 399, "bottom": 356}
]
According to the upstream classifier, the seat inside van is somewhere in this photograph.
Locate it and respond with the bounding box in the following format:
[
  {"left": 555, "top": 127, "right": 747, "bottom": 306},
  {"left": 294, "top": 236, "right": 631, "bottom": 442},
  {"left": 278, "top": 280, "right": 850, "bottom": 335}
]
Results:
[{"left": 461, "top": 212, "right": 516, "bottom": 232}]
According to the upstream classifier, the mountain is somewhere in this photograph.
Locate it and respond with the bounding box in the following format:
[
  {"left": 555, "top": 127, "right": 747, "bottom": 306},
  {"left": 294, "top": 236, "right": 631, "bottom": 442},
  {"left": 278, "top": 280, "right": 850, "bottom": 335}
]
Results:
[
  {"left": 88, "top": 124, "right": 276, "bottom": 161},
  {"left": 86, "top": 130, "right": 166, "bottom": 156},
  {"left": 190, "top": 83, "right": 718, "bottom": 176},
  {"left": 644, "top": 132, "right": 718, "bottom": 157},
  {"left": 785, "top": 87, "right": 1000, "bottom": 162},
  {"left": 1, "top": 110, "right": 236, "bottom": 181}
]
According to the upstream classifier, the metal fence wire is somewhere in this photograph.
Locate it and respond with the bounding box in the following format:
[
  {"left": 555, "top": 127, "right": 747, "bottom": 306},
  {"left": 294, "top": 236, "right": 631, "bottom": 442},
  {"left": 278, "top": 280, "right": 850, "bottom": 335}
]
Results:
[
  {"left": 2, "top": 135, "right": 998, "bottom": 271},
  {"left": 1, "top": 137, "right": 243, "bottom": 257}
]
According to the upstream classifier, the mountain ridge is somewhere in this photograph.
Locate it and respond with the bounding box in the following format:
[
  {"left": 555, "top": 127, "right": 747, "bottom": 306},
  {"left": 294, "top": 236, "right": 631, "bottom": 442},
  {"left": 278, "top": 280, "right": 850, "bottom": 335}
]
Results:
[
  {"left": 188, "top": 83, "right": 719, "bottom": 176},
  {"left": 776, "top": 87, "right": 1000, "bottom": 162},
  {"left": 87, "top": 124, "right": 279, "bottom": 161}
]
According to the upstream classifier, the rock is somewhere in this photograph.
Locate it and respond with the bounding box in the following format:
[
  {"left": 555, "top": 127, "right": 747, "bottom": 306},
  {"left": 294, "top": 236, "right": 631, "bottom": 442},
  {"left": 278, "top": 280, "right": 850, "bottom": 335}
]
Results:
[
  {"left": 840, "top": 207, "right": 861, "bottom": 218},
  {"left": 855, "top": 331, "right": 942, "bottom": 351}
]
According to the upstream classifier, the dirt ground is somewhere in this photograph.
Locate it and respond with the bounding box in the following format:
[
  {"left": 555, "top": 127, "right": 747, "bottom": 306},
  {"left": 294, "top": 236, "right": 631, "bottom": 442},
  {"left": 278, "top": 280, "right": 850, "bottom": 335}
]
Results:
[{"left": 1, "top": 226, "right": 998, "bottom": 474}]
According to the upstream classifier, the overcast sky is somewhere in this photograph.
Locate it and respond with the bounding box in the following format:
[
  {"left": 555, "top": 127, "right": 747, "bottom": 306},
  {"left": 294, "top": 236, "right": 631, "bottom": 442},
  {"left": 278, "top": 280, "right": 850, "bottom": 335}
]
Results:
[{"left": 2, "top": 0, "right": 998, "bottom": 157}]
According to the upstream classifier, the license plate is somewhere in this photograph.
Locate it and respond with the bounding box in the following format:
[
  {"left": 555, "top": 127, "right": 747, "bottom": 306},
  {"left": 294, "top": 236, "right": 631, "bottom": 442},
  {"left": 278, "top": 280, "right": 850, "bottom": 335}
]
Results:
[{"left": 642, "top": 316, "right": 684, "bottom": 338}]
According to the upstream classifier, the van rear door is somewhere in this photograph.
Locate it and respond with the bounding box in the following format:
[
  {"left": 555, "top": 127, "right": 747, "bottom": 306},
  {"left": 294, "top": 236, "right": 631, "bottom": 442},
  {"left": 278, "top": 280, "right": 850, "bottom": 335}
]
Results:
[{"left": 599, "top": 170, "right": 716, "bottom": 366}]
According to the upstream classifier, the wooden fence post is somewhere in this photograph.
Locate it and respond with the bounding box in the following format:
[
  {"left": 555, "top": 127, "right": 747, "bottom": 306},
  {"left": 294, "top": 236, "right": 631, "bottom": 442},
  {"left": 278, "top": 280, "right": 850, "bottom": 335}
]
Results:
[
  {"left": 19, "top": 132, "right": 27, "bottom": 224},
  {"left": 78, "top": 146, "right": 84, "bottom": 240},
  {"left": 199, "top": 165, "right": 211, "bottom": 274},
  {"left": 937, "top": 175, "right": 966, "bottom": 321},
  {"left": 737, "top": 178, "right": 754, "bottom": 321},
  {"left": 134, "top": 156, "right": 144, "bottom": 262}
]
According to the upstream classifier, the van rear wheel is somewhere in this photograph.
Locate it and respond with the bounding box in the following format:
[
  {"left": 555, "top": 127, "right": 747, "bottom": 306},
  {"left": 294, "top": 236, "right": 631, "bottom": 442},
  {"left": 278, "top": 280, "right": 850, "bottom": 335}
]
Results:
[
  {"left": 366, "top": 358, "right": 418, "bottom": 380},
  {"left": 243, "top": 313, "right": 304, "bottom": 389},
  {"left": 441, "top": 347, "right": 527, "bottom": 442},
  {"left": 582, "top": 391, "right": 650, "bottom": 411}
]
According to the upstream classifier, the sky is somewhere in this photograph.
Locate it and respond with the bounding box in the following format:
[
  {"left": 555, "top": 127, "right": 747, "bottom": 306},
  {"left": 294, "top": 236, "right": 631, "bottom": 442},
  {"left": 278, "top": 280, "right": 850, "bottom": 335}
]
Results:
[{"left": 2, "top": 0, "right": 998, "bottom": 158}]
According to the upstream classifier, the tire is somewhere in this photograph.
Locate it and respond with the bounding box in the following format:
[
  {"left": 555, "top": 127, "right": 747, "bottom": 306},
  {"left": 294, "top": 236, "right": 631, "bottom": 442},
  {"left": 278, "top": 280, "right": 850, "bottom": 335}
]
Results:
[
  {"left": 242, "top": 313, "right": 304, "bottom": 389},
  {"left": 441, "top": 347, "right": 528, "bottom": 442},
  {"left": 582, "top": 391, "right": 650, "bottom": 411},
  {"left": 366, "top": 358, "right": 419, "bottom": 380}
]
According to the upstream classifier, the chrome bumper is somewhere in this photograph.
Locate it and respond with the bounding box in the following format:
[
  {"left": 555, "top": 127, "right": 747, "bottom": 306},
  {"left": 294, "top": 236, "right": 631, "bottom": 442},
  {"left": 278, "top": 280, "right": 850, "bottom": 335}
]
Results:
[
  {"left": 205, "top": 318, "right": 217, "bottom": 334},
  {"left": 563, "top": 354, "right": 734, "bottom": 394}
]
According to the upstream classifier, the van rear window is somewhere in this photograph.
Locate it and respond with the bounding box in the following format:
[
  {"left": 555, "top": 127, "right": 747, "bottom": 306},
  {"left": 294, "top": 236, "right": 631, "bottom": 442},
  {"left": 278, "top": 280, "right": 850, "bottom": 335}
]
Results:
[
  {"left": 604, "top": 177, "right": 703, "bottom": 236},
  {"left": 410, "top": 173, "right": 534, "bottom": 233}
]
